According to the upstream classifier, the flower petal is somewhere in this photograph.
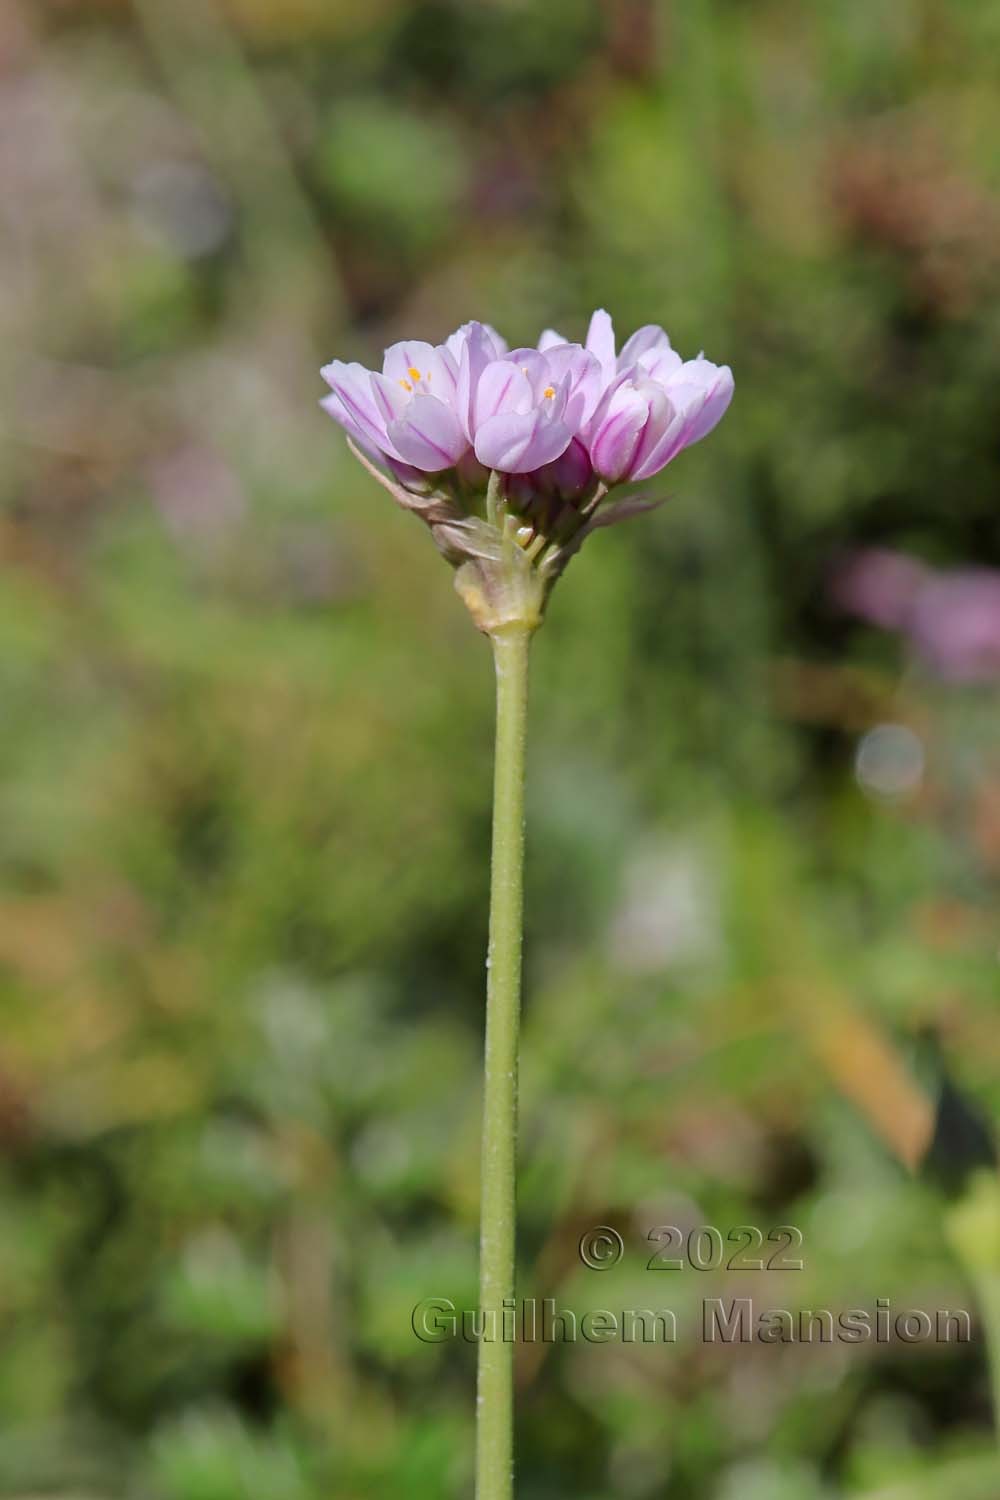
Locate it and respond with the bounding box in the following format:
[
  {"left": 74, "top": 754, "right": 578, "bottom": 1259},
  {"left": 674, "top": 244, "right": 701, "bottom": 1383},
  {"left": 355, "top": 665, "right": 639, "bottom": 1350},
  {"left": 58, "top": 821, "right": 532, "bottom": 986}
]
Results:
[
  {"left": 619, "top": 324, "right": 672, "bottom": 368},
  {"left": 474, "top": 408, "right": 572, "bottom": 472},
  {"left": 589, "top": 384, "right": 651, "bottom": 483},
  {"left": 445, "top": 321, "right": 507, "bottom": 369},
  {"left": 637, "top": 345, "right": 684, "bottom": 383},
  {"left": 628, "top": 382, "right": 682, "bottom": 479},
  {"left": 540, "top": 344, "right": 604, "bottom": 426},
  {"left": 627, "top": 384, "right": 695, "bottom": 481},
  {"left": 671, "top": 361, "right": 734, "bottom": 446},
  {"left": 473, "top": 411, "right": 539, "bottom": 471},
  {"left": 457, "top": 321, "right": 508, "bottom": 361},
  {"left": 455, "top": 323, "right": 506, "bottom": 440},
  {"left": 320, "top": 391, "right": 373, "bottom": 452},
  {"left": 387, "top": 394, "right": 467, "bottom": 471},
  {"left": 585, "top": 308, "right": 617, "bottom": 383},
  {"left": 320, "top": 361, "right": 392, "bottom": 453},
  {"left": 505, "top": 350, "right": 551, "bottom": 389},
  {"left": 383, "top": 339, "right": 458, "bottom": 400},
  {"left": 369, "top": 372, "right": 411, "bottom": 452},
  {"left": 516, "top": 413, "right": 574, "bottom": 471},
  {"left": 472, "top": 360, "right": 534, "bottom": 428}
]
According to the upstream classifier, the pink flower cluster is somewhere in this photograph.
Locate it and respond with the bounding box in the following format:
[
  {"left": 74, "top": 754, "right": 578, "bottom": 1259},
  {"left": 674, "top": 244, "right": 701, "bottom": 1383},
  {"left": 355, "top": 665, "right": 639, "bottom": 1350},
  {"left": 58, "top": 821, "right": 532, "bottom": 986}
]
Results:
[{"left": 320, "top": 310, "right": 733, "bottom": 496}]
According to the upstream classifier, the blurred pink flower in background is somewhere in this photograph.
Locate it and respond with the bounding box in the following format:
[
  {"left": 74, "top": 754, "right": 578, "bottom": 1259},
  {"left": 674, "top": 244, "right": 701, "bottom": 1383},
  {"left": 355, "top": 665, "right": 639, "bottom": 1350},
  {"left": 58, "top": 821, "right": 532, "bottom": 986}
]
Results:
[
  {"left": 833, "top": 548, "right": 1000, "bottom": 682},
  {"left": 149, "top": 444, "right": 246, "bottom": 551}
]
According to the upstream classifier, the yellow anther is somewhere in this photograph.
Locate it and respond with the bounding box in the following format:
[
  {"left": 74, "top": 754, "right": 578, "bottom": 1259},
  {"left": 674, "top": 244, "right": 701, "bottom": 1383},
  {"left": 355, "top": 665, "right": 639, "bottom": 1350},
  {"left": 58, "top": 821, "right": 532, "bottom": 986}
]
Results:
[
  {"left": 543, "top": 385, "right": 555, "bottom": 399},
  {"left": 398, "top": 379, "right": 413, "bottom": 392},
  {"left": 408, "top": 366, "right": 421, "bottom": 381}
]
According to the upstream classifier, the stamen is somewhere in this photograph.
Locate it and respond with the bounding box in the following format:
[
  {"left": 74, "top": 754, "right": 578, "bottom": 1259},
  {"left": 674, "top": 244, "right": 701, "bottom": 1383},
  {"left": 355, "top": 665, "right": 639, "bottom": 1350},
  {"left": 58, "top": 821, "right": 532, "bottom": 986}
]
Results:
[
  {"left": 399, "top": 379, "right": 413, "bottom": 391},
  {"left": 408, "top": 366, "right": 421, "bottom": 381},
  {"left": 543, "top": 386, "right": 555, "bottom": 399}
]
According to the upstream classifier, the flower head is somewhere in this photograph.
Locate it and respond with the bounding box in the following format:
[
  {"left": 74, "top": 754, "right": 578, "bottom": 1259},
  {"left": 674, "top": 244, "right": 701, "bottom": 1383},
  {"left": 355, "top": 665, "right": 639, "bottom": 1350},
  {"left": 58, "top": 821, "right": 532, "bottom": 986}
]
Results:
[{"left": 320, "top": 310, "right": 733, "bottom": 633}]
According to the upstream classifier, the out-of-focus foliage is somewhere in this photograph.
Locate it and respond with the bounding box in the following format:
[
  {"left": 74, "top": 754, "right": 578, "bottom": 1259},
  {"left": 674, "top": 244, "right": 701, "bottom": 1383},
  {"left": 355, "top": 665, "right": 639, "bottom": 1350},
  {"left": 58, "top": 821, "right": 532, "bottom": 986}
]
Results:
[{"left": 2, "top": 0, "right": 1000, "bottom": 1495}]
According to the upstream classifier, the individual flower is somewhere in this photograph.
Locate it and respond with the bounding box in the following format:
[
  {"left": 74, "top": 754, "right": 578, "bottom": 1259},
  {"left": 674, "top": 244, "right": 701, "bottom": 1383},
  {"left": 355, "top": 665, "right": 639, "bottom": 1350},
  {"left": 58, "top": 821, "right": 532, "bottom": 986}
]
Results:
[
  {"left": 320, "top": 321, "right": 507, "bottom": 476},
  {"left": 539, "top": 310, "right": 734, "bottom": 486},
  {"left": 468, "top": 343, "right": 602, "bottom": 473}
]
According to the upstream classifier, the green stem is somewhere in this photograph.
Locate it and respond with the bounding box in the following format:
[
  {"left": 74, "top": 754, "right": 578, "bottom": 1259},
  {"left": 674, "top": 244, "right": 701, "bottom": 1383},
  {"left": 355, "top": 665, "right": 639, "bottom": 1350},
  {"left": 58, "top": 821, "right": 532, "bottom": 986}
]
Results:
[{"left": 476, "top": 624, "right": 532, "bottom": 1500}]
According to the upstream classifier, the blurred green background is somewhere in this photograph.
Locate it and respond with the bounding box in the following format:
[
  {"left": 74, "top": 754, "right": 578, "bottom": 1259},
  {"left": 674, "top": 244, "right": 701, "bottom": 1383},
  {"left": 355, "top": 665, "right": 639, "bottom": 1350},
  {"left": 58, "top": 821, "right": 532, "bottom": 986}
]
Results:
[{"left": 3, "top": 0, "right": 1000, "bottom": 1495}]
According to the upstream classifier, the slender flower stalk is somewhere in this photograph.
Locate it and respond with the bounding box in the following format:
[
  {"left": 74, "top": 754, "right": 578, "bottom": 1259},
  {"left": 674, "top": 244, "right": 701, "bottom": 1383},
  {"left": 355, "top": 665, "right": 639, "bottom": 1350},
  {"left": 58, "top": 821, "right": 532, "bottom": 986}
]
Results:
[
  {"left": 319, "top": 310, "right": 733, "bottom": 1495},
  {"left": 476, "top": 621, "right": 531, "bottom": 1500}
]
